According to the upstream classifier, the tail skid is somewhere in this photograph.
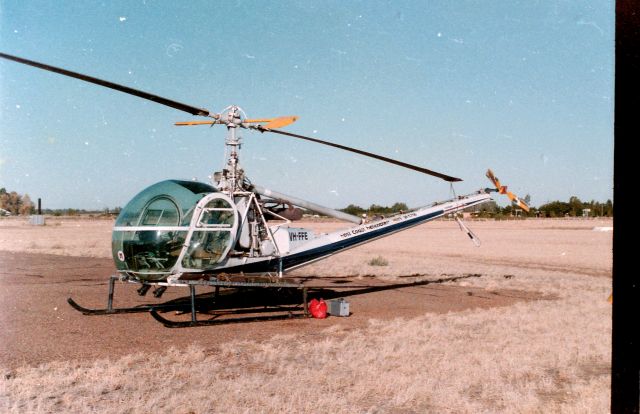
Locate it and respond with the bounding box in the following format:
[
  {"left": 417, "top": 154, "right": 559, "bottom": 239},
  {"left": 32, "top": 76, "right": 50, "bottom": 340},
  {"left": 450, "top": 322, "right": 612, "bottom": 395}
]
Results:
[{"left": 456, "top": 217, "right": 481, "bottom": 247}]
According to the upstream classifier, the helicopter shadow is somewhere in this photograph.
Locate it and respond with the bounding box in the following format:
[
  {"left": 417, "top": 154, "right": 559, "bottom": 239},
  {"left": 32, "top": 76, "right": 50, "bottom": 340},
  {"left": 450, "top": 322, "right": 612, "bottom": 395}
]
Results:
[{"left": 153, "top": 273, "right": 483, "bottom": 318}]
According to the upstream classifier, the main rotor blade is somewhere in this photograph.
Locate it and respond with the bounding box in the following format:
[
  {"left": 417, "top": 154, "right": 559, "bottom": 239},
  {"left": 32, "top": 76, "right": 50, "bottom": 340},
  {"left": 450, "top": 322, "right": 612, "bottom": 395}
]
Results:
[
  {"left": 0, "top": 52, "right": 212, "bottom": 117},
  {"left": 265, "top": 128, "right": 462, "bottom": 182}
]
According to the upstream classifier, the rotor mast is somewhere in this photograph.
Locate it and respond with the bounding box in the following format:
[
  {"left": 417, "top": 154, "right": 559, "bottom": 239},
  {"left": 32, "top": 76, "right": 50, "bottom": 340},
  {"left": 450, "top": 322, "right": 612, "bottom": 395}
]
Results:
[{"left": 216, "top": 106, "right": 247, "bottom": 196}]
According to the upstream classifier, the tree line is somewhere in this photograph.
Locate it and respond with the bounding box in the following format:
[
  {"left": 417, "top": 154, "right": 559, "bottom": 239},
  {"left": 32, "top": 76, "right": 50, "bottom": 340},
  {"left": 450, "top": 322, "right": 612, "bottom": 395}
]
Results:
[
  {"left": 340, "top": 202, "right": 409, "bottom": 217},
  {"left": 0, "top": 188, "right": 121, "bottom": 216},
  {"left": 340, "top": 196, "right": 613, "bottom": 219},
  {"left": 1, "top": 187, "right": 613, "bottom": 219},
  {"left": 536, "top": 196, "right": 613, "bottom": 218}
]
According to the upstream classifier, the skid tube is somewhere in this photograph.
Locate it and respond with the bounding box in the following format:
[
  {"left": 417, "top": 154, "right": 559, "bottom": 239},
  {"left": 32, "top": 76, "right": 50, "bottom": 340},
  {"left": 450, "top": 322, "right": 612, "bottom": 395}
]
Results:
[
  {"left": 68, "top": 274, "right": 310, "bottom": 326},
  {"left": 67, "top": 275, "right": 191, "bottom": 315}
]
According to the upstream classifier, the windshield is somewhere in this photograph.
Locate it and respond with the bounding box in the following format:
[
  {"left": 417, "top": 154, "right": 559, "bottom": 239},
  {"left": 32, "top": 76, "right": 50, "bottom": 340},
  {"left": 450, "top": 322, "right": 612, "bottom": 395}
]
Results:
[
  {"left": 112, "top": 180, "right": 218, "bottom": 279},
  {"left": 115, "top": 180, "right": 216, "bottom": 227}
]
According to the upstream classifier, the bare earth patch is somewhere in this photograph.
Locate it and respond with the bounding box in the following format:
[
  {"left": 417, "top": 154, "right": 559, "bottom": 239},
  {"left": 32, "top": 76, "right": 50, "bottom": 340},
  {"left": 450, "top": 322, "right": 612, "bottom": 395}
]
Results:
[{"left": 0, "top": 217, "right": 612, "bottom": 413}]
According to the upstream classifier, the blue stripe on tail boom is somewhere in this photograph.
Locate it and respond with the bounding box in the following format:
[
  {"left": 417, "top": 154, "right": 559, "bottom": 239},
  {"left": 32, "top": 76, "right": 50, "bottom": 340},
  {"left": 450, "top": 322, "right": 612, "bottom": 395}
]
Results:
[{"left": 221, "top": 209, "right": 444, "bottom": 274}]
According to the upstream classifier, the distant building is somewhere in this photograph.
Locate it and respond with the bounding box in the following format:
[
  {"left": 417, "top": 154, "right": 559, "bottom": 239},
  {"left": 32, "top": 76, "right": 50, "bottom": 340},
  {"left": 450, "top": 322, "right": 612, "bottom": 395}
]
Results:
[
  {"left": 582, "top": 208, "right": 591, "bottom": 217},
  {"left": 0, "top": 208, "right": 11, "bottom": 216}
]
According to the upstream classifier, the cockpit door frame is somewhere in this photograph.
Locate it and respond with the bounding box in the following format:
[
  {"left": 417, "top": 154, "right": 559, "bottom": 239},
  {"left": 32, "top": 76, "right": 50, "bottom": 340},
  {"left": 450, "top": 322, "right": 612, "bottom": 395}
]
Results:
[{"left": 172, "top": 192, "right": 239, "bottom": 276}]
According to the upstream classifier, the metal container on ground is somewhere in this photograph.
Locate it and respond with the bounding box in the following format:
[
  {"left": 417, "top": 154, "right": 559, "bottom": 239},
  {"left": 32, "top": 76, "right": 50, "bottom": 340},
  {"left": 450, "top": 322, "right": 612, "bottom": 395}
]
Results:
[
  {"left": 29, "top": 215, "right": 45, "bottom": 225},
  {"left": 327, "top": 298, "right": 350, "bottom": 317}
]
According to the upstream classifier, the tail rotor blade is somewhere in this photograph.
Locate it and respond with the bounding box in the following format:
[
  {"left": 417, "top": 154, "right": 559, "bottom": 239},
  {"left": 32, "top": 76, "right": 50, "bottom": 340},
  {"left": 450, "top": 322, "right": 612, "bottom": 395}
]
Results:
[
  {"left": 486, "top": 168, "right": 503, "bottom": 190},
  {"left": 506, "top": 191, "right": 530, "bottom": 212},
  {"left": 486, "top": 169, "right": 530, "bottom": 212}
]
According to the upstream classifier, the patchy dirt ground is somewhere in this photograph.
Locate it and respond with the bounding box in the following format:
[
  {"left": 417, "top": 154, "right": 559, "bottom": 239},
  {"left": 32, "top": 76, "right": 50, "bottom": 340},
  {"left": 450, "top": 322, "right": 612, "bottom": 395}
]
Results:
[
  {"left": 0, "top": 217, "right": 613, "bottom": 413},
  {"left": 0, "top": 217, "right": 611, "bottom": 368},
  {"left": 0, "top": 250, "right": 543, "bottom": 368}
]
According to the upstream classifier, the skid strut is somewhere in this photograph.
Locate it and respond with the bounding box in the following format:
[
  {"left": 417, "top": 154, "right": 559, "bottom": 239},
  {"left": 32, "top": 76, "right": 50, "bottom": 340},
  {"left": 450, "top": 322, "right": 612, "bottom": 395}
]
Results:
[
  {"left": 150, "top": 282, "right": 309, "bottom": 328},
  {"left": 67, "top": 276, "right": 188, "bottom": 315}
]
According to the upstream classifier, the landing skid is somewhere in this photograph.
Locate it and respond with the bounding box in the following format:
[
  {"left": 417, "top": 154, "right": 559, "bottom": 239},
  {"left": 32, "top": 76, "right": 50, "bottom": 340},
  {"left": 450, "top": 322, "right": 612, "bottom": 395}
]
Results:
[
  {"left": 150, "top": 282, "right": 308, "bottom": 328},
  {"left": 67, "top": 298, "right": 186, "bottom": 315},
  {"left": 67, "top": 274, "right": 310, "bottom": 327},
  {"left": 67, "top": 275, "right": 187, "bottom": 315},
  {"left": 150, "top": 307, "right": 306, "bottom": 328}
]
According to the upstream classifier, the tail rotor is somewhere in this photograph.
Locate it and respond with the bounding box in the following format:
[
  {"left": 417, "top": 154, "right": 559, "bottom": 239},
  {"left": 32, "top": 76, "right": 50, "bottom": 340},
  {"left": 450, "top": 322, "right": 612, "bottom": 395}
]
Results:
[{"left": 486, "top": 169, "right": 530, "bottom": 212}]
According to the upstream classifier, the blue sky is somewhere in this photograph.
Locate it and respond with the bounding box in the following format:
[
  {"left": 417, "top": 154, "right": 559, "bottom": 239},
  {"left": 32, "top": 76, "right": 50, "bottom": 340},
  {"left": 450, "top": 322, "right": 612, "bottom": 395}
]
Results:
[{"left": 0, "top": 1, "right": 613, "bottom": 210}]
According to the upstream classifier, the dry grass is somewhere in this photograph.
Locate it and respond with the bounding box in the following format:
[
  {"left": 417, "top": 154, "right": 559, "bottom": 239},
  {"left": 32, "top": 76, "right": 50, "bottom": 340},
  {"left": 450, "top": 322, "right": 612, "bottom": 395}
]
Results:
[
  {"left": 0, "top": 217, "right": 612, "bottom": 413},
  {"left": 0, "top": 217, "right": 113, "bottom": 258},
  {"left": 367, "top": 255, "right": 389, "bottom": 266},
  {"left": 1, "top": 273, "right": 610, "bottom": 413}
]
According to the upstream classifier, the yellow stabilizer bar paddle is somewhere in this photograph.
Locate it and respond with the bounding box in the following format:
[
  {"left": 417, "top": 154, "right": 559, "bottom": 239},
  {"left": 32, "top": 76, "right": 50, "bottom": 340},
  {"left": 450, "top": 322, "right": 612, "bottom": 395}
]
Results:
[
  {"left": 261, "top": 116, "right": 299, "bottom": 129},
  {"left": 174, "top": 116, "right": 298, "bottom": 129},
  {"left": 174, "top": 120, "right": 220, "bottom": 126},
  {"left": 243, "top": 116, "right": 299, "bottom": 129},
  {"left": 243, "top": 118, "right": 272, "bottom": 123}
]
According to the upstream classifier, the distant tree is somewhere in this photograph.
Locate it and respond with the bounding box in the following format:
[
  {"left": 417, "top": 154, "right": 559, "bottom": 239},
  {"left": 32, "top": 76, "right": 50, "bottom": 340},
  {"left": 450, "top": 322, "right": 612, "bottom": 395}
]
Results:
[
  {"left": 463, "top": 200, "right": 498, "bottom": 217},
  {"left": 368, "top": 204, "right": 388, "bottom": 215},
  {"left": 19, "top": 194, "right": 34, "bottom": 215},
  {"left": 605, "top": 199, "right": 613, "bottom": 217},
  {"left": 502, "top": 205, "right": 514, "bottom": 216},
  {"left": 538, "top": 201, "right": 571, "bottom": 217},
  {"left": 390, "top": 202, "right": 409, "bottom": 213},
  {"left": 568, "top": 196, "right": 583, "bottom": 217},
  {"left": 0, "top": 191, "right": 22, "bottom": 215},
  {"left": 341, "top": 204, "right": 366, "bottom": 216}
]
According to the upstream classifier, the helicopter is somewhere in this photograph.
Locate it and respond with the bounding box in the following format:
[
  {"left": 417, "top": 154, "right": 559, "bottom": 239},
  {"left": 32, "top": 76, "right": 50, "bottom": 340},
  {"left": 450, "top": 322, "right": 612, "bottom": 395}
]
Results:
[{"left": 0, "top": 52, "right": 530, "bottom": 326}]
